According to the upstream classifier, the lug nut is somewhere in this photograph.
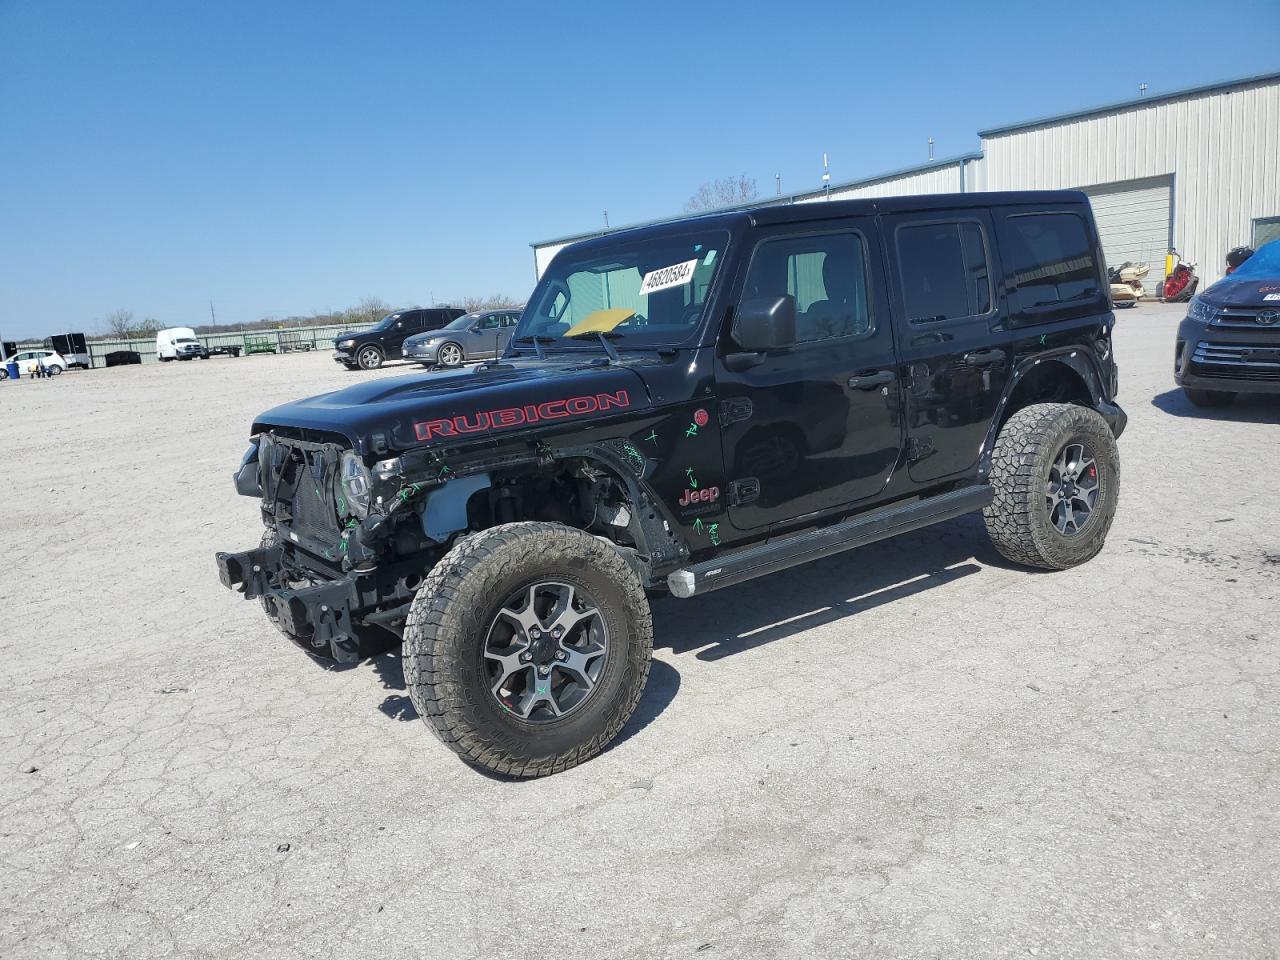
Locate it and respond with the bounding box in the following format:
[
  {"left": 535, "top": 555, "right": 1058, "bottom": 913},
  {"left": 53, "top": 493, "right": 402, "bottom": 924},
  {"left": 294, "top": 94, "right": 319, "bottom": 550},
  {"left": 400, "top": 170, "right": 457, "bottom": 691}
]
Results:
[
  {"left": 520, "top": 652, "right": 532, "bottom": 662},
  {"left": 553, "top": 627, "right": 563, "bottom": 638},
  {"left": 555, "top": 650, "right": 567, "bottom": 661},
  {"left": 538, "top": 666, "right": 550, "bottom": 678},
  {"left": 530, "top": 628, "right": 541, "bottom": 639}
]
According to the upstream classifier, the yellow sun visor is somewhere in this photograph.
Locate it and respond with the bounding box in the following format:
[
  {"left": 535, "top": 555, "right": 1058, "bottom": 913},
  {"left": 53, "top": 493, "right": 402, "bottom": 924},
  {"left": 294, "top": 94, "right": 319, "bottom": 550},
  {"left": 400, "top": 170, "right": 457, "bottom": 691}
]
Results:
[{"left": 564, "top": 307, "right": 635, "bottom": 336}]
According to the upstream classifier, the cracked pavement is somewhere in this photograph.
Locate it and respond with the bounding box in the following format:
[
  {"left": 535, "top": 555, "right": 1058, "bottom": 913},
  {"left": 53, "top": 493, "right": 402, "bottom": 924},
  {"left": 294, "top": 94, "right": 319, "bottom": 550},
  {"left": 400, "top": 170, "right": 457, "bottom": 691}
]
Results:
[{"left": 2, "top": 302, "right": 1277, "bottom": 958}]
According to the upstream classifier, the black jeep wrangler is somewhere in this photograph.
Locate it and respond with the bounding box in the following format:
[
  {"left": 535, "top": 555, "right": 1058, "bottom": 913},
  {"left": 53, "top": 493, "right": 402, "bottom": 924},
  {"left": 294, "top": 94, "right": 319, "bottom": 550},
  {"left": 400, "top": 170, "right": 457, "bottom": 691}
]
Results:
[
  {"left": 217, "top": 192, "right": 1126, "bottom": 778},
  {"left": 333, "top": 307, "right": 465, "bottom": 370}
]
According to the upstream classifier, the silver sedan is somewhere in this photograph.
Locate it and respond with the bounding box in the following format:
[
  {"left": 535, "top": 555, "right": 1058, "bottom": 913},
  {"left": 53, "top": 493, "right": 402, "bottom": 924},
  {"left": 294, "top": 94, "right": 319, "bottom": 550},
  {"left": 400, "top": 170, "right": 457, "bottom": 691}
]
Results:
[{"left": 403, "top": 310, "right": 522, "bottom": 368}]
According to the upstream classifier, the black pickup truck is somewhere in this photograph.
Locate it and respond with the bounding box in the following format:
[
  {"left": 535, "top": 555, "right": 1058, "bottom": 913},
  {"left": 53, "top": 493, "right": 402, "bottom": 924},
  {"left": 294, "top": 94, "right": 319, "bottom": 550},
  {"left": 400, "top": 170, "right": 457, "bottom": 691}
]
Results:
[{"left": 217, "top": 191, "right": 1126, "bottom": 777}]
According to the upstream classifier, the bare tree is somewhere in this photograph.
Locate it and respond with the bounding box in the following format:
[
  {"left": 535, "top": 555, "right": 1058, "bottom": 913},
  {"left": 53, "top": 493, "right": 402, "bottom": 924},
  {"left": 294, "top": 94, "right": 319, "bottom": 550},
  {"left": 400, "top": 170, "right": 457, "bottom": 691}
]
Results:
[
  {"left": 136, "top": 316, "right": 163, "bottom": 337},
  {"left": 104, "top": 309, "right": 135, "bottom": 339},
  {"left": 462, "top": 294, "right": 523, "bottom": 313},
  {"left": 684, "top": 174, "right": 760, "bottom": 213}
]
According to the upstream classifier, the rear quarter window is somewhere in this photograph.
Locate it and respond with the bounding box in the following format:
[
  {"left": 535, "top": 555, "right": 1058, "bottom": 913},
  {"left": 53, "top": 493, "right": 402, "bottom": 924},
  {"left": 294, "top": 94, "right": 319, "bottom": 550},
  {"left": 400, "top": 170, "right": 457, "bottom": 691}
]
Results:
[{"left": 997, "top": 210, "right": 1104, "bottom": 325}]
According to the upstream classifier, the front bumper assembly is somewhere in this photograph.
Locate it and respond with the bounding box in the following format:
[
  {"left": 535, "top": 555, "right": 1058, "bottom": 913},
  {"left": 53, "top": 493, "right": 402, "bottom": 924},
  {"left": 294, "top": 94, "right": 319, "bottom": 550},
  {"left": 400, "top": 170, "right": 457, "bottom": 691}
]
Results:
[{"left": 216, "top": 545, "right": 368, "bottom": 663}]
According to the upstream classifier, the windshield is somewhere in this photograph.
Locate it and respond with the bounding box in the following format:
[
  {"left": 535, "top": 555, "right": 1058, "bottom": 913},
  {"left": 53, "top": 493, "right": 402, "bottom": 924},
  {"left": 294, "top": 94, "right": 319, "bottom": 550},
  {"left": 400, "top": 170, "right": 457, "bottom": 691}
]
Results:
[
  {"left": 177, "top": 338, "right": 197, "bottom": 344},
  {"left": 442, "top": 314, "right": 476, "bottom": 332},
  {"left": 513, "top": 229, "right": 728, "bottom": 350},
  {"left": 371, "top": 313, "right": 402, "bottom": 332}
]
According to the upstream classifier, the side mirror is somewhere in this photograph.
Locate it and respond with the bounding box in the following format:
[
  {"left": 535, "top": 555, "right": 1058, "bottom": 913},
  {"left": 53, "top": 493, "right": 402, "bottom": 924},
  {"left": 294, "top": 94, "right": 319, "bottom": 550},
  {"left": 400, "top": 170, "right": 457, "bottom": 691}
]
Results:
[{"left": 732, "top": 296, "right": 796, "bottom": 353}]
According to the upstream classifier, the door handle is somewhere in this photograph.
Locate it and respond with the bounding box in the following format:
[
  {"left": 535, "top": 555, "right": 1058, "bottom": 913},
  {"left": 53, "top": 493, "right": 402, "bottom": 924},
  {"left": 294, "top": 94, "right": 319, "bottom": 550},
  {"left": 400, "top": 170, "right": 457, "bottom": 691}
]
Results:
[
  {"left": 847, "top": 371, "right": 895, "bottom": 390},
  {"left": 963, "top": 348, "right": 1006, "bottom": 367}
]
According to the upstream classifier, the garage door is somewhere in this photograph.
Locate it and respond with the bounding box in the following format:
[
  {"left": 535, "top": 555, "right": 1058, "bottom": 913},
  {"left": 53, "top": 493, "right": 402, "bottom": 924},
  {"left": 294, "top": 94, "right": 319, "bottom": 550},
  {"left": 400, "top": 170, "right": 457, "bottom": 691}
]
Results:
[{"left": 1081, "top": 175, "right": 1174, "bottom": 279}]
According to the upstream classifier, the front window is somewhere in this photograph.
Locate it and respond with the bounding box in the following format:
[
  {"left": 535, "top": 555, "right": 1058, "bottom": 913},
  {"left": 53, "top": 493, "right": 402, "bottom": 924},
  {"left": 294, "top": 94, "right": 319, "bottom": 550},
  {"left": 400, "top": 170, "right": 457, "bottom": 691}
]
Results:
[
  {"left": 442, "top": 314, "right": 476, "bottom": 332},
  {"left": 371, "top": 313, "right": 403, "bottom": 332},
  {"left": 515, "top": 229, "right": 728, "bottom": 349}
]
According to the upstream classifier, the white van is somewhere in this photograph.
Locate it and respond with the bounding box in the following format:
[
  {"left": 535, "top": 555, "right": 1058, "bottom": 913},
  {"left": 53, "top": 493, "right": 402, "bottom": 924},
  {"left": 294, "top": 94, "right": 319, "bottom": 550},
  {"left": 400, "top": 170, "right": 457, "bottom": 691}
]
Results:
[{"left": 156, "top": 327, "right": 207, "bottom": 361}]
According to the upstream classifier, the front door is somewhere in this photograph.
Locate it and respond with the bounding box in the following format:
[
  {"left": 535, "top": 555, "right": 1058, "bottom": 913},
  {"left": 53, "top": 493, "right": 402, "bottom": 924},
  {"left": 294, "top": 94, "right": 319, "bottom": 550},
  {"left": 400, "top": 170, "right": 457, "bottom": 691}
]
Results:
[
  {"left": 717, "top": 220, "right": 904, "bottom": 531},
  {"left": 882, "top": 211, "right": 1010, "bottom": 483}
]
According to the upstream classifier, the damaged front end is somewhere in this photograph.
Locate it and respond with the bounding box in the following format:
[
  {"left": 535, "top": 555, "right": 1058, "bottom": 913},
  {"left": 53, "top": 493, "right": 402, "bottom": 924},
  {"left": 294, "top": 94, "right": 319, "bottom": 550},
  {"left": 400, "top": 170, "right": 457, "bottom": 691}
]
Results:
[{"left": 216, "top": 432, "right": 447, "bottom": 663}]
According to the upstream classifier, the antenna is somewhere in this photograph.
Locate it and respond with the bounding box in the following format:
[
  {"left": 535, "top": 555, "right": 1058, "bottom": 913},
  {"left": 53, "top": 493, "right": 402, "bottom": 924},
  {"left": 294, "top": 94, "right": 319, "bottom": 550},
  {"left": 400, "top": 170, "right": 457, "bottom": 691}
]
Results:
[
  {"left": 822, "top": 152, "right": 831, "bottom": 201},
  {"left": 928, "top": 137, "right": 935, "bottom": 161},
  {"left": 775, "top": 173, "right": 782, "bottom": 196}
]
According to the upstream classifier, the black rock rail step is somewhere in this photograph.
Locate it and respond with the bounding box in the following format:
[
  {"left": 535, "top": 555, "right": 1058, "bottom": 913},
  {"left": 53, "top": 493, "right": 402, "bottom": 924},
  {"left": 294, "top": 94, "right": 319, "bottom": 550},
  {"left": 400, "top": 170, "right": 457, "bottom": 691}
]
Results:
[{"left": 666, "top": 485, "right": 994, "bottom": 598}]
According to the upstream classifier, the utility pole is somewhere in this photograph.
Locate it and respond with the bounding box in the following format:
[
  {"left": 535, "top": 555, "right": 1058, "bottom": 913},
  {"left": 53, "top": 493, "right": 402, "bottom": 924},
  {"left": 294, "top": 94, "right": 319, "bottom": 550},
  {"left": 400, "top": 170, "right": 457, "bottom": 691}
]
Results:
[
  {"left": 928, "top": 137, "right": 935, "bottom": 161},
  {"left": 1139, "top": 82, "right": 1148, "bottom": 97},
  {"left": 209, "top": 300, "right": 217, "bottom": 327},
  {"left": 603, "top": 210, "right": 610, "bottom": 229},
  {"left": 775, "top": 173, "right": 782, "bottom": 197},
  {"left": 822, "top": 153, "right": 831, "bottom": 201}
]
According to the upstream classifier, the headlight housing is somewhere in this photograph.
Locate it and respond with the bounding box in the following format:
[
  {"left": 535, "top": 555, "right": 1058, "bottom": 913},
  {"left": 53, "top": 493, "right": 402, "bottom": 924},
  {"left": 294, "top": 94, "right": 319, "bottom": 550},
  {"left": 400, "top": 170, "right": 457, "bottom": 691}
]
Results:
[
  {"left": 338, "top": 338, "right": 356, "bottom": 349},
  {"left": 339, "top": 451, "right": 372, "bottom": 518},
  {"left": 1186, "top": 296, "right": 1218, "bottom": 325}
]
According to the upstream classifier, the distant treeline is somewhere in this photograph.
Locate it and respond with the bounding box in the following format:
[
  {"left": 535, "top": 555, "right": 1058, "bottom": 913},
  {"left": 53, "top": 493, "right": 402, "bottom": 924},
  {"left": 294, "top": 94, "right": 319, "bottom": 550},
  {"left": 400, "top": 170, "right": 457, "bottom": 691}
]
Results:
[{"left": 90, "top": 294, "right": 523, "bottom": 341}]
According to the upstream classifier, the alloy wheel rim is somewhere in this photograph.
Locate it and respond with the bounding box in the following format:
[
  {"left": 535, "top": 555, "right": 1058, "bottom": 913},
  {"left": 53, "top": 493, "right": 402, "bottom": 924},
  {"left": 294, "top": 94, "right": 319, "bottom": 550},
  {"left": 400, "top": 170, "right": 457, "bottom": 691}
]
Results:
[
  {"left": 359, "top": 348, "right": 380, "bottom": 368},
  {"left": 484, "top": 581, "right": 609, "bottom": 723},
  {"left": 441, "top": 344, "right": 461, "bottom": 366},
  {"left": 1046, "top": 441, "right": 1100, "bottom": 536}
]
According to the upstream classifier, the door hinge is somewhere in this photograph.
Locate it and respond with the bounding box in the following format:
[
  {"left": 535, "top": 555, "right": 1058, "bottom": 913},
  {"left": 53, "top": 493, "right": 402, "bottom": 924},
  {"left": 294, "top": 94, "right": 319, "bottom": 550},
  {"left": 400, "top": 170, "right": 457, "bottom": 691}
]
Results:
[
  {"left": 907, "top": 436, "right": 935, "bottom": 462},
  {"left": 719, "top": 397, "right": 753, "bottom": 427},
  {"left": 729, "top": 477, "right": 760, "bottom": 506}
]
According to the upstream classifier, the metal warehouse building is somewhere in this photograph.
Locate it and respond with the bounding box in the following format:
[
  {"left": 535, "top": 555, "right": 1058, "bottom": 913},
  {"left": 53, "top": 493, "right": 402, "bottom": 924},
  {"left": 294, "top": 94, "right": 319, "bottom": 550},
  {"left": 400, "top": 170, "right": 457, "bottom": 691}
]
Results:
[{"left": 531, "top": 72, "right": 1280, "bottom": 289}]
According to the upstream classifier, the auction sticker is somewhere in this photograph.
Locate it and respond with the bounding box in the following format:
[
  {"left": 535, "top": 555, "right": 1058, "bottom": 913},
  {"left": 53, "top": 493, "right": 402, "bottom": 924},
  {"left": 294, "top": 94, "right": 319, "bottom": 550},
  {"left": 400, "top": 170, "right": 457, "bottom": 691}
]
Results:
[{"left": 638, "top": 259, "right": 698, "bottom": 296}]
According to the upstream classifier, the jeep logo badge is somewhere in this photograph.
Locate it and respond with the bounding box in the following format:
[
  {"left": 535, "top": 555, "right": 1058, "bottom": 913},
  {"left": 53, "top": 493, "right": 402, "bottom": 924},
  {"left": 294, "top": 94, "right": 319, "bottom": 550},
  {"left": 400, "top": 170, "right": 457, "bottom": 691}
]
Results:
[{"left": 1257, "top": 310, "right": 1280, "bottom": 326}]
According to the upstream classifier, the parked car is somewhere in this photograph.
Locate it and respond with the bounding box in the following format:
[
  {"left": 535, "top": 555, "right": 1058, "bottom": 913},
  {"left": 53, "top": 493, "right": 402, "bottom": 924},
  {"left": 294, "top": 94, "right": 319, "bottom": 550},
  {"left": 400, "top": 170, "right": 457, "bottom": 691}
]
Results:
[
  {"left": 403, "top": 309, "right": 522, "bottom": 368},
  {"left": 332, "top": 308, "right": 465, "bottom": 370},
  {"left": 217, "top": 190, "right": 1126, "bottom": 778},
  {"left": 1174, "top": 238, "right": 1280, "bottom": 407},
  {"left": 156, "top": 327, "right": 206, "bottom": 361},
  {"left": 1, "top": 348, "right": 67, "bottom": 377}
]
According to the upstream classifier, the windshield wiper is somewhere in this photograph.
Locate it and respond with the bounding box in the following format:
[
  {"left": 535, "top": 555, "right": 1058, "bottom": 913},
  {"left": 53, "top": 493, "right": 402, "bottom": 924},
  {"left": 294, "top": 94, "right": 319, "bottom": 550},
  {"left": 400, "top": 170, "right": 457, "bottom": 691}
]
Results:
[
  {"left": 563, "top": 330, "right": 622, "bottom": 363},
  {"left": 512, "top": 334, "right": 555, "bottom": 360}
]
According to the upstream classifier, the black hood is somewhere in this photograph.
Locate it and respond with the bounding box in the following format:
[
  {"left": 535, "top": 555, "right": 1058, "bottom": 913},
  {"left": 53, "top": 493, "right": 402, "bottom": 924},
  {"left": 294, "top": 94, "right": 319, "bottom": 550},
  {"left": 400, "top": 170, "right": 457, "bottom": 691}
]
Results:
[
  {"left": 1201, "top": 274, "right": 1280, "bottom": 308},
  {"left": 252, "top": 356, "right": 655, "bottom": 455}
]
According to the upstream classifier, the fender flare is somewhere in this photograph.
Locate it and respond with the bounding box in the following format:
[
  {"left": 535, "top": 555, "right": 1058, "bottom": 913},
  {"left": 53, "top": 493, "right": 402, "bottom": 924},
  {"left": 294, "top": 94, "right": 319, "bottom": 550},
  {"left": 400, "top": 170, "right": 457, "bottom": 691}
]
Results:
[{"left": 978, "top": 349, "right": 1112, "bottom": 478}]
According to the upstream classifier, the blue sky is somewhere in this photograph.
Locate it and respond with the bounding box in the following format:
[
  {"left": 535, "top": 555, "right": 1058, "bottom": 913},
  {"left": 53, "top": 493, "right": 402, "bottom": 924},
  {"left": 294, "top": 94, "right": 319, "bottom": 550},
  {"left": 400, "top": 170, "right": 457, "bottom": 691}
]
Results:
[{"left": 2, "top": 0, "right": 1278, "bottom": 339}]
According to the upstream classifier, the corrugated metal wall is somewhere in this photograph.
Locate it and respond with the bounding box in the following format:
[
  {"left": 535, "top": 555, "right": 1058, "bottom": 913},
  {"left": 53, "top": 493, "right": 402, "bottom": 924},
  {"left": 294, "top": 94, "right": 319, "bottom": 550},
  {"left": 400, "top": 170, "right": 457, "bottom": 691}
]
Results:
[
  {"left": 796, "top": 162, "right": 965, "bottom": 202},
  {"left": 981, "top": 78, "right": 1280, "bottom": 285}
]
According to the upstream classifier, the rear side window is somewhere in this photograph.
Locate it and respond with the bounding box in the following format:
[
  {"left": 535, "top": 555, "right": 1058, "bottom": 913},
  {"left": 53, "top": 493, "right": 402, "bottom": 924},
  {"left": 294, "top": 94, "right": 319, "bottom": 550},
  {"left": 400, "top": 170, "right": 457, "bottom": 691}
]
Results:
[
  {"left": 999, "top": 212, "right": 1101, "bottom": 321},
  {"left": 895, "top": 221, "right": 991, "bottom": 324}
]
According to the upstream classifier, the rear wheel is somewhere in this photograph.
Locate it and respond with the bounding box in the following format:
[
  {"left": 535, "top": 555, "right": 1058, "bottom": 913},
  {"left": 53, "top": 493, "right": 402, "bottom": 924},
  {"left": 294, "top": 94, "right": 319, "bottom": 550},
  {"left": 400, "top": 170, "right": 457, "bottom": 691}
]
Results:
[
  {"left": 403, "top": 522, "right": 652, "bottom": 778},
  {"left": 437, "top": 342, "right": 464, "bottom": 367},
  {"left": 984, "top": 403, "right": 1120, "bottom": 570},
  {"left": 1183, "top": 387, "right": 1235, "bottom": 408},
  {"left": 357, "top": 345, "right": 384, "bottom": 370},
  {"left": 46, "top": 364, "right": 63, "bottom": 376}
]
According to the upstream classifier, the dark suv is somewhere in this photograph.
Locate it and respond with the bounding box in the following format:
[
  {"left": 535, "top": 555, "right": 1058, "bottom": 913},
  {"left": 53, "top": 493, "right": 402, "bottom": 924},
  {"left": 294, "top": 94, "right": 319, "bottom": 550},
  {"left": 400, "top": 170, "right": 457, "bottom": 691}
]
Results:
[
  {"left": 333, "top": 307, "right": 465, "bottom": 370},
  {"left": 1174, "top": 239, "right": 1280, "bottom": 407},
  {"left": 218, "top": 191, "right": 1125, "bottom": 778}
]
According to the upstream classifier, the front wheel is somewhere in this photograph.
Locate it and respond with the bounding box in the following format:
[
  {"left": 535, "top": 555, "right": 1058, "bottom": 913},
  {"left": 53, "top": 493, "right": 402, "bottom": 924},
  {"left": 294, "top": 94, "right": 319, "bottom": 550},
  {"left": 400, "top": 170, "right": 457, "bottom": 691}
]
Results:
[
  {"left": 1183, "top": 387, "right": 1235, "bottom": 408},
  {"left": 437, "top": 342, "right": 464, "bottom": 367},
  {"left": 356, "top": 346, "right": 384, "bottom": 370},
  {"left": 984, "top": 403, "right": 1120, "bottom": 570},
  {"left": 46, "top": 364, "right": 63, "bottom": 376},
  {"left": 403, "top": 522, "right": 653, "bottom": 778}
]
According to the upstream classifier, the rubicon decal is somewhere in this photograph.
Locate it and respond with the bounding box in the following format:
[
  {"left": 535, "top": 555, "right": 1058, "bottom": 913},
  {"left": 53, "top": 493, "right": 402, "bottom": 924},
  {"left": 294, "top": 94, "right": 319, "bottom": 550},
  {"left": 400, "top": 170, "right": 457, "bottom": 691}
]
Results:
[{"left": 414, "top": 390, "right": 631, "bottom": 442}]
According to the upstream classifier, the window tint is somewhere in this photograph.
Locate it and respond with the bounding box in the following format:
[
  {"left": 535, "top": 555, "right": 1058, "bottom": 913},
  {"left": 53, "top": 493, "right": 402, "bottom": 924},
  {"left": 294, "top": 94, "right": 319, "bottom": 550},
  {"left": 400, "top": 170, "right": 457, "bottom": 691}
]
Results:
[
  {"left": 741, "top": 232, "right": 871, "bottom": 343},
  {"left": 896, "top": 221, "right": 991, "bottom": 323},
  {"left": 476, "top": 314, "right": 501, "bottom": 330},
  {"left": 1000, "top": 212, "right": 1100, "bottom": 317}
]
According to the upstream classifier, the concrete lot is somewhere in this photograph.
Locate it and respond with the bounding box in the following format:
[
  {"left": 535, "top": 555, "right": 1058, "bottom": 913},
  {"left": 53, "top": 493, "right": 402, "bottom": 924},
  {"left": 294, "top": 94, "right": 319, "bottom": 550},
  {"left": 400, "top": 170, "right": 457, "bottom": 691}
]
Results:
[{"left": 2, "top": 303, "right": 1278, "bottom": 959}]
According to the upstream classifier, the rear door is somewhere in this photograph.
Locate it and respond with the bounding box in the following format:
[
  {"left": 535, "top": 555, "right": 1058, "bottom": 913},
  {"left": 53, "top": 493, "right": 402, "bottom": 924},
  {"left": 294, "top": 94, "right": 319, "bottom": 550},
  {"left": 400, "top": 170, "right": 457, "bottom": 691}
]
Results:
[
  {"left": 716, "top": 219, "right": 904, "bottom": 531},
  {"left": 883, "top": 210, "right": 1010, "bottom": 484}
]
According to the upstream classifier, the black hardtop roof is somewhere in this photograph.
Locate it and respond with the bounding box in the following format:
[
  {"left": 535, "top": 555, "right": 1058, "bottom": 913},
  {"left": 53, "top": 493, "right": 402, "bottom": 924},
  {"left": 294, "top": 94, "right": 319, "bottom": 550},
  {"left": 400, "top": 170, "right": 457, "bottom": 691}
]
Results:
[{"left": 568, "top": 190, "right": 1090, "bottom": 250}]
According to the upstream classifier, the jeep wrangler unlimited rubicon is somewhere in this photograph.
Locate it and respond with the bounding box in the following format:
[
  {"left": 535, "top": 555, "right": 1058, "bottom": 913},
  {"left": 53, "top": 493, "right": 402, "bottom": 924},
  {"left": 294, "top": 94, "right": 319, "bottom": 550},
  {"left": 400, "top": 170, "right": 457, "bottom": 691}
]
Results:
[{"left": 217, "top": 192, "right": 1125, "bottom": 778}]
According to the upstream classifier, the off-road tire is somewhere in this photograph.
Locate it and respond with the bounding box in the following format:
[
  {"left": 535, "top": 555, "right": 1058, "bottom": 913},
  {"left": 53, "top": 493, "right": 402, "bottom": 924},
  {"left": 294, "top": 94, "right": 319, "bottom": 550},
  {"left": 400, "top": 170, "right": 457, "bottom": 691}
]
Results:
[
  {"left": 403, "top": 522, "right": 652, "bottom": 778},
  {"left": 1183, "top": 387, "right": 1235, "bottom": 408},
  {"left": 356, "top": 345, "right": 384, "bottom": 370},
  {"left": 983, "top": 403, "right": 1120, "bottom": 570}
]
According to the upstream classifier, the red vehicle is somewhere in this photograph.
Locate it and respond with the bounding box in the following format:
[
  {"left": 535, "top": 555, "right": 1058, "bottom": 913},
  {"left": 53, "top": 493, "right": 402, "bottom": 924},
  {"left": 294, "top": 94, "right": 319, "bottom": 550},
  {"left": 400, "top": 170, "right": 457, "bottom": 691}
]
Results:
[{"left": 1162, "top": 250, "right": 1199, "bottom": 303}]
